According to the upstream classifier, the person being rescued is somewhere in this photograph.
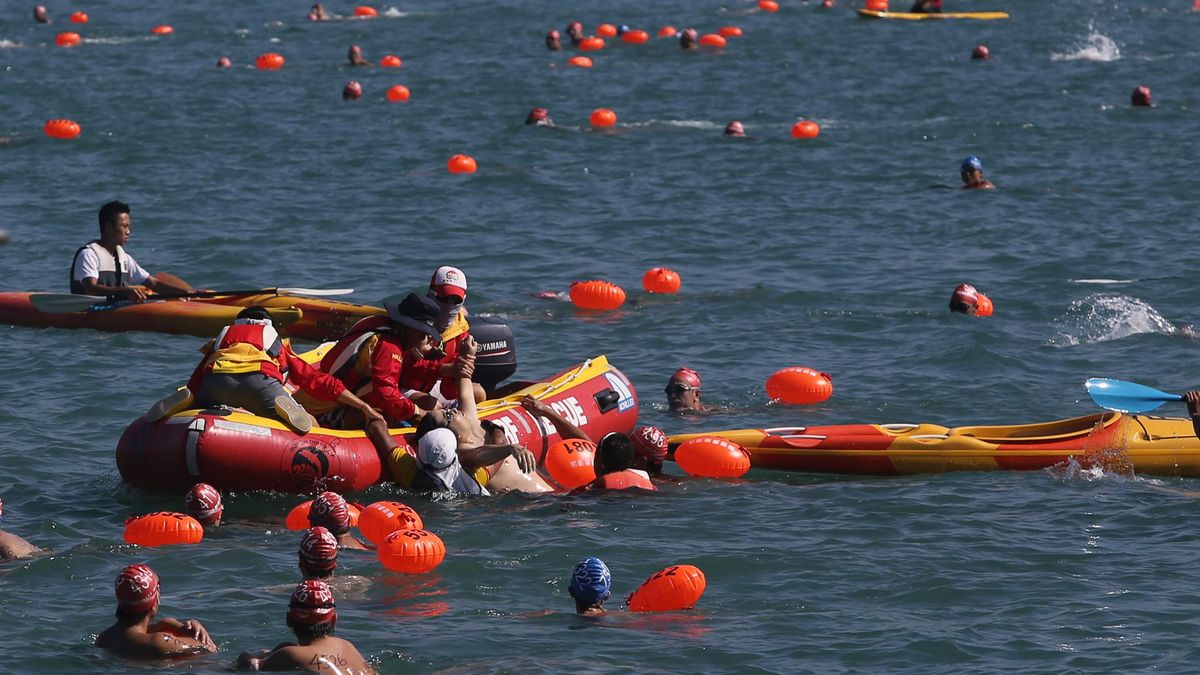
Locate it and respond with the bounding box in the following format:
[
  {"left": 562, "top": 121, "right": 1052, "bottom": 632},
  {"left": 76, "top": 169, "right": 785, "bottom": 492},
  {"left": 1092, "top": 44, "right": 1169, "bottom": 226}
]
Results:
[
  {"left": 519, "top": 396, "right": 655, "bottom": 492},
  {"left": 145, "top": 307, "right": 384, "bottom": 435},
  {"left": 398, "top": 266, "right": 487, "bottom": 408},
  {"left": 400, "top": 336, "right": 551, "bottom": 495}
]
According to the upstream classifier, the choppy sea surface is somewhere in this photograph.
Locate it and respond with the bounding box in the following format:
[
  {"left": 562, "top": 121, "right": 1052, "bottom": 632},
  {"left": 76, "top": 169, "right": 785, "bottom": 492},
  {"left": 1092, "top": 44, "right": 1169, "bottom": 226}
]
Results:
[{"left": 3, "top": 0, "right": 1200, "bottom": 672}]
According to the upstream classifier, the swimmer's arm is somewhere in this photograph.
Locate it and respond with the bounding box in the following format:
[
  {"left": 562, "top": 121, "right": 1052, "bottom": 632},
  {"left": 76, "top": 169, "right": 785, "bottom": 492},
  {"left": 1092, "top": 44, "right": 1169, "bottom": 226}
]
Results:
[
  {"left": 519, "top": 396, "right": 590, "bottom": 442},
  {"left": 237, "top": 644, "right": 299, "bottom": 671},
  {"left": 457, "top": 336, "right": 480, "bottom": 422},
  {"left": 459, "top": 444, "right": 536, "bottom": 473},
  {"left": 149, "top": 617, "right": 216, "bottom": 650}
]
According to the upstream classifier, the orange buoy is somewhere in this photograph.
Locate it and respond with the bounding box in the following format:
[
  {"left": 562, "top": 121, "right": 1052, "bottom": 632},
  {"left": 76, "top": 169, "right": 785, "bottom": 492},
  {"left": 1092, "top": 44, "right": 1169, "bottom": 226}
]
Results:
[
  {"left": 567, "top": 56, "right": 594, "bottom": 68},
  {"left": 569, "top": 280, "right": 626, "bottom": 311},
  {"left": 657, "top": 26, "right": 677, "bottom": 37},
  {"left": 380, "top": 54, "right": 402, "bottom": 67},
  {"left": 718, "top": 26, "right": 743, "bottom": 37},
  {"left": 621, "top": 29, "right": 649, "bottom": 44},
  {"left": 447, "top": 154, "right": 477, "bottom": 175},
  {"left": 578, "top": 37, "right": 606, "bottom": 51},
  {"left": 589, "top": 108, "right": 617, "bottom": 128},
  {"left": 627, "top": 564, "right": 707, "bottom": 612},
  {"left": 286, "top": 500, "right": 362, "bottom": 530},
  {"left": 597, "top": 23, "right": 618, "bottom": 37},
  {"left": 354, "top": 5, "right": 379, "bottom": 17},
  {"left": 791, "top": 120, "right": 820, "bottom": 139},
  {"left": 758, "top": 0, "right": 781, "bottom": 12},
  {"left": 642, "top": 267, "right": 681, "bottom": 294},
  {"left": 699, "top": 34, "right": 727, "bottom": 48},
  {"left": 255, "top": 52, "right": 285, "bottom": 70},
  {"left": 543, "top": 438, "right": 597, "bottom": 489},
  {"left": 357, "top": 501, "right": 423, "bottom": 544},
  {"left": 865, "top": 0, "right": 889, "bottom": 10},
  {"left": 378, "top": 529, "right": 445, "bottom": 573},
  {"left": 975, "top": 293, "right": 994, "bottom": 317},
  {"left": 43, "top": 119, "right": 81, "bottom": 140},
  {"left": 150, "top": 25, "right": 173, "bottom": 35},
  {"left": 55, "top": 32, "right": 82, "bottom": 47},
  {"left": 765, "top": 367, "right": 833, "bottom": 404},
  {"left": 69, "top": 11, "right": 88, "bottom": 24},
  {"left": 124, "top": 512, "right": 204, "bottom": 547},
  {"left": 386, "top": 85, "right": 411, "bottom": 102},
  {"left": 674, "top": 437, "right": 751, "bottom": 478}
]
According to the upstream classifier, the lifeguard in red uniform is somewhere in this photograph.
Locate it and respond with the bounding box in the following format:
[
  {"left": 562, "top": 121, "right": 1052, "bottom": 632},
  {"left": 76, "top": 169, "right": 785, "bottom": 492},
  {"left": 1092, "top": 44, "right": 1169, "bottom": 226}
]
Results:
[{"left": 399, "top": 266, "right": 485, "bottom": 406}]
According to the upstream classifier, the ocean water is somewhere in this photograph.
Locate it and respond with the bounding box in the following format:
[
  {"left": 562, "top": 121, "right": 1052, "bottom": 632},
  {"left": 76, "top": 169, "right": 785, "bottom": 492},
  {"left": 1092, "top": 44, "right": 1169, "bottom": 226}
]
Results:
[{"left": 3, "top": 0, "right": 1200, "bottom": 672}]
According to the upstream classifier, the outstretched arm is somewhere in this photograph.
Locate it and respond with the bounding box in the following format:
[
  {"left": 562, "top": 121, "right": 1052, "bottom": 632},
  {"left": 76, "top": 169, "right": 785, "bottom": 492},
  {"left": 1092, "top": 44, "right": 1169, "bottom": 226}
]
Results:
[{"left": 519, "top": 396, "right": 590, "bottom": 442}]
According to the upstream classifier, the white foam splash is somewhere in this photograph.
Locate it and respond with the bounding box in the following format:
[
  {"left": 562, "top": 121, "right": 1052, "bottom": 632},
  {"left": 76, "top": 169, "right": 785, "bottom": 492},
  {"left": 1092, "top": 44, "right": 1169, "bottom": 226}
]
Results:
[
  {"left": 0, "top": 39, "right": 21, "bottom": 49},
  {"left": 626, "top": 119, "right": 721, "bottom": 129},
  {"left": 1070, "top": 278, "right": 1135, "bottom": 285},
  {"left": 383, "top": 7, "right": 409, "bottom": 17},
  {"left": 1048, "top": 293, "right": 1175, "bottom": 346},
  {"left": 1052, "top": 26, "right": 1120, "bottom": 62}
]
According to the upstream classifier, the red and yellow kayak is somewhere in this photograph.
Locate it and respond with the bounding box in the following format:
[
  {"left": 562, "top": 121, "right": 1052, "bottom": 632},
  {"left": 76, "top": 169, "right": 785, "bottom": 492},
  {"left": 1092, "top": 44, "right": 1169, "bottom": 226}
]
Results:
[
  {"left": 856, "top": 9, "right": 1009, "bottom": 20},
  {"left": 669, "top": 412, "right": 1200, "bottom": 477},
  {"left": 0, "top": 292, "right": 382, "bottom": 341}
]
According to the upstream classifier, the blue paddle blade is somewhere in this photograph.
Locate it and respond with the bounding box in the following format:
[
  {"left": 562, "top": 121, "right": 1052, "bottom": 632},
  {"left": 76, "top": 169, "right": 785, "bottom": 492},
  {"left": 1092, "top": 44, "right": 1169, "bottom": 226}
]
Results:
[{"left": 1085, "top": 378, "right": 1182, "bottom": 414}]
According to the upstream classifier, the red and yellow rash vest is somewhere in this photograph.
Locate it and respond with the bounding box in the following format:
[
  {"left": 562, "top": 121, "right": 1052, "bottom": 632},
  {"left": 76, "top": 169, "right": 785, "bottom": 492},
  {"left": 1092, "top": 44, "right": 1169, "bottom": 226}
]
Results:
[
  {"left": 186, "top": 319, "right": 346, "bottom": 401},
  {"left": 320, "top": 316, "right": 417, "bottom": 422},
  {"left": 400, "top": 311, "right": 471, "bottom": 399}
]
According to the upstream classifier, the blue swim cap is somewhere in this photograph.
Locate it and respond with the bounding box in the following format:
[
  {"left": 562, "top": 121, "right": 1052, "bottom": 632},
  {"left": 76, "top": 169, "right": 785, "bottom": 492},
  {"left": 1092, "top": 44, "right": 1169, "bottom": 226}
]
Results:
[
  {"left": 569, "top": 557, "right": 612, "bottom": 605},
  {"left": 961, "top": 155, "right": 983, "bottom": 172},
  {"left": 617, "top": 24, "right": 630, "bottom": 34}
]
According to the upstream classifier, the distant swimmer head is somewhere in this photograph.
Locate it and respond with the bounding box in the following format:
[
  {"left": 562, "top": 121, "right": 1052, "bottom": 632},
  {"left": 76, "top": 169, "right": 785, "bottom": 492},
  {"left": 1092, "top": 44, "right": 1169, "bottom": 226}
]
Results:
[
  {"left": 723, "top": 120, "right": 746, "bottom": 137},
  {"left": 348, "top": 44, "right": 367, "bottom": 65},
  {"left": 546, "top": 30, "right": 561, "bottom": 50},
  {"left": 115, "top": 563, "right": 160, "bottom": 615},
  {"left": 342, "top": 80, "right": 363, "bottom": 100},
  {"left": 216, "top": 56, "right": 232, "bottom": 68},
  {"left": 34, "top": 5, "right": 49, "bottom": 23},
  {"left": 1131, "top": 85, "right": 1152, "bottom": 107},
  {"left": 821, "top": 0, "right": 835, "bottom": 7},
  {"left": 949, "top": 283, "right": 980, "bottom": 315},
  {"left": 961, "top": 155, "right": 983, "bottom": 173},
  {"left": 569, "top": 556, "right": 612, "bottom": 611},
  {"left": 972, "top": 44, "right": 989, "bottom": 60},
  {"left": 680, "top": 28, "right": 698, "bottom": 49},
  {"left": 566, "top": 21, "right": 584, "bottom": 43},
  {"left": 526, "top": 107, "right": 553, "bottom": 126},
  {"left": 185, "top": 483, "right": 224, "bottom": 526},
  {"left": 617, "top": 24, "right": 630, "bottom": 35},
  {"left": 299, "top": 526, "right": 339, "bottom": 576}
]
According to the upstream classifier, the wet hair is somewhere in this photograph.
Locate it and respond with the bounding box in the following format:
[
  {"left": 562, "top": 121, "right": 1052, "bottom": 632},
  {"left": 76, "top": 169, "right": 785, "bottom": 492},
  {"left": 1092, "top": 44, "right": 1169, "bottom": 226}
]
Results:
[
  {"left": 289, "top": 619, "right": 336, "bottom": 641},
  {"left": 114, "top": 607, "right": 152, "bottom": 625},
  {"left": 98, "top": 201, "right": 130, "bottom": 231},
  {"left": 949, "top": 299, "right": 974, "bottom": 314},
  {"left": 597, "top": 434, "right": 635, "bottom": 472},
  {"left": 236, "top": 306, "right": 274, "bottom": 323},
  {"left": 414, "top": 411, "right": 449, "bottom": 442},
  {"left": 299, "top": 558, "right": 335, "bottom": 579}
]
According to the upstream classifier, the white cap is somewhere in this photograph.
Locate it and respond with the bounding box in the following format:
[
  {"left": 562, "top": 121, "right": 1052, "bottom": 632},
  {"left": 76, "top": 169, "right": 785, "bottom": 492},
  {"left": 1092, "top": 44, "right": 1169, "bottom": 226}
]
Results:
[
  {"left": 418, "top": 428, "right": 462, "bottom": 490},
  {"left": 430, "top": 266, "right": 467, "bottom": 300}
]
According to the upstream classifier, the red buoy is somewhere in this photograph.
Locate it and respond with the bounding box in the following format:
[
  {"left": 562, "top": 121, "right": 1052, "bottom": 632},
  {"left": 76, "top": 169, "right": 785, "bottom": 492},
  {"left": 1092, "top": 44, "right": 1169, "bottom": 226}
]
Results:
[
  {"left": 621, "top": 30, "right": 649, "bottom": 44},
  {"left": 69, "top": 11, "right": 89, "bottom": 24},
  {"left": 256, "top": 52, "right": 285, "bottom": 70},
  {"left": 124, "top": 512, "right": 204, "bottom": 547},
  {"left": 569, "top": 280, "right": 626, "bottom": 310},
  {"left": 380, "top": 54, "right": 402, "bottom": 67},
  {"left": 758, "top": 0, "right": 780, "bottom": 12},
  {"left": 567, "top": 56, "right": 594, "bottom": 68},
  {"left": 642, "top": 267, "right": 681, "bottom": 294},
  {"left": 543, "top": 438, "right": 597, "bottom": 489},
  {"left": 699, "top": 34, "right": 727, "bottom": 48},
  {"left": 354, "top": 5, "right": 379, "bottom": 17},
  {"left": 378, "top": 529, "right": 445, "bottom": 574},
  {"left": 765, "top": 367, "right": 833, "bottom": 404},
  {"left": 627, "top": 565, "right": 707, "bottom": 612},
  {"left": 578, "top": 37, "right": 606, "bottom": 51},
  {"left": 718, "top": 26, "right": 743, "bottom": 37},
  {"left": 55, "top": 32, "right": 82, "bottom": 48},
  {"left": 674, "top": 437, "right": 751, "bottom": 478},
  {"left": 447, "top": 154, "right": 477, "bottom": 174},
  {"left": 44, "top": 119, "right": 81, "bottom": 139},
  {"left": 791, "top": 120, "right": 820, "bottom": 139},
  {"left": 386, "top": 85, "right": 411, "bottom": 102},
  {"left": 150, "top": 25, "right": 174, "bottom": 35},
  {"left": 589, "top": 108, "right": 617, "bottom": 128},
  {"left": 597, "top": 24, "right": 618, "bottom": 37}
]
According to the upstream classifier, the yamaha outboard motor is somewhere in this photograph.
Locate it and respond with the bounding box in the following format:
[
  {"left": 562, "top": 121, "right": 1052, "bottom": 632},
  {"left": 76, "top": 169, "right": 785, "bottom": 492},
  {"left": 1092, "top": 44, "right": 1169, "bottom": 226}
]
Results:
[{"left": 467, "top": 316, "right": 517, "bottom": 394}]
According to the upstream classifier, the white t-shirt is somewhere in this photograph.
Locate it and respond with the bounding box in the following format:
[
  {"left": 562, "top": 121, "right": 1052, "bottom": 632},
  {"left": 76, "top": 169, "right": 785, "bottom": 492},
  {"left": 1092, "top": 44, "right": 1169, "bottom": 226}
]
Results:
[{"left": 72, "top": 244, "right": 151, "bottom": 285}]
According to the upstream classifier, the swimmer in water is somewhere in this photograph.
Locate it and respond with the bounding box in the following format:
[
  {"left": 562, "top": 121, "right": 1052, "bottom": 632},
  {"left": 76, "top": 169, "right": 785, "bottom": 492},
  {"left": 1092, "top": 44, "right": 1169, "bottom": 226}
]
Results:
[
  {"left": 184, "top": 483, "right": 223, "bottom": 528},
  {"left": 565, "top": 21, "right": 584, "bottom": 45},
  {"left": 307, "top": 492, "right": 369, "bottom": 550},
  {"left": 216, "top": 56, "right": 232, "bottom": 68},
  {"left": 631, "top": 426, "right": 680, "bottom": 484},
  {"left": 666, "top": 367, "right": 709, "bottom": 414},
  {"left": 972, "top": 45, "right": 989, "bottom": 60},
  {"left": 96, "top": 564, "right": 218, "bottom": 660},
  {"left": 960, "top": 156, "right": 995, "bottom": 190},
  {"left": 236, "top": 580, "right": 375, "bottom": 673},
  {"left": 821, "top": 0, "right": 835, "bottom": 7},
  {"left": 948, "top": 283, "right": 981, "bottom": 315},
  {"left": 1131, "top": 85, "right": 1153, "bottom": 107},
  {"left": 307, "top": 4, "right": 329, "bottom": 21},
  {"left": 342, "top": 80, "right": 363, "bottom": 101},
  {"left": 299, "top": 527, "right": 338, "bottom": 580},
  {"left": 910, "top": 0, "right": 942, "bottom": 12},
  {"left": 0, "top": 497, "right": 41, "bottom": 560},
  {"left": 347, "top": 45, "right": 368, "bottom": 67},
  {"left": 546, "top": 30, "right": 562, "bottom": 51},
  {"left": 569, "top": 557, "right": 612, "bottom": 616},
  {"left": 517, "top": 397, "right": 653, "bottom": 491},
  {"left": 33, "top": 5, "right": 49, "bottom": 23},
  {"left": 680, "top": 28, "right": 698, "bottom": 50},
  {"left": 723, "top": 120, "right": 746, "bottom": 137},
  {"left": 526, "top": 108, "right": 554, "bottom": 127}
]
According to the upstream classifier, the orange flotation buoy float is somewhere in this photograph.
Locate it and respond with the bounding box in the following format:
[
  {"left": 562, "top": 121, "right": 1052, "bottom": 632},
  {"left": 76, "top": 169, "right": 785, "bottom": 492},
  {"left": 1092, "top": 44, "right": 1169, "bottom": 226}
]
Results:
[
  {"left": 569, "top": 280, "right": 626, "bottom": 310},
  {"left": 44, "top": 119, "right": 81, "bottom": 139},
  {"left": 597, "top": 23, "right": 618, "bottom": 37},
  {"left": 865, "top": 0, "right": 890, "bottom": 10},
  {"left": 791, "top": 120, "right": 821, "bottom": 139},
  {"left": 718, "top": 26, "right": 743, "bottom": 37},
  {"left": 975, "top": 293, "right": 994, "bottom": 317},
  {"left": 55, "top": 31, "right": 82, "bottom": 47},
  {"left": 589, "top": 108, "right": 617, "bottom": 128},
  {"left": 621, "top": 29, "right": 650, "bottom": 44},
  {"left": 543, "top": 438, "right": 597, "bottom": 489},
  {"left": 699, "top": 34, "right": 727, "bottom": 48},
  {"left": 386, "top": 85, "right": 411, "bottom": 102},
  {"left": 124, "top": 512, "right": 204, "bottom": 547},
  {"left": 765, "top": 367, "right": 833, "bottom": 404},
  {"left": 567, "top": 56, "right": 594, "bottom": 68},
  {"left": 378, "top": 529, "right": 446, "bottom": 574},
  {"left": 674, "top": 437, "right": 751, "bottom": 478},
  {"left": 642, "top": 267, "right": 681, "bottom": 294},
  {"left": 627, "top": 565, "right": 707, "bottom": 612},
  {"left": 657, "top": 26, "right": 677, "bottom": 37},
  {"left": 150, "top": 25, "right": 173, "bottom": 35},
  {"left": 286, "top": 500, "right": 362, "bottom": 530},
  {"left": 255, "top": 52, "right": 285, "bottom": 70},
  {"left": 380, "top": 54, "right": 402, "bottom": 67},
  {"left": 354, "top": 5, "right": 379, "bottom": 17},
  {"left": 758, "top": 0, "right": 781, "bottom": 12},
  {"left": 69, "top": 12, "right": 88, "bottom": 24},
  {"left": 447, "top": 154, "right": 477, "bottom": 175},
  {"left": 357, "top": 501, "right": 423, "bottom": 544},
  {"left": 578, "top": 37, "right": 606, "bottom": 51}
]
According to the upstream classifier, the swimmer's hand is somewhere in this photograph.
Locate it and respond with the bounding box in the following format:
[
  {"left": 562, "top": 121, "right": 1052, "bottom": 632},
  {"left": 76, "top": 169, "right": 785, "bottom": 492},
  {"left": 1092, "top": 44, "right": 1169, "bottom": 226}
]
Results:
[
  {"left": 360, "top": 404, "right": 385, "bottom": 426},
  {"left": 519, "top": 395, "right": 552, "bottom": 417},
  {"left": 1185, "top": 391, "right": 1200, "bottom": 417},
  {"left": 463, "top": 335, "right": 478, "bottom": 357},
  {"left": 181, "top": 619, "right": 216, "bottom": 651},
  {"left": 511, "top": 445, "right": 536, "bottom": 473}
]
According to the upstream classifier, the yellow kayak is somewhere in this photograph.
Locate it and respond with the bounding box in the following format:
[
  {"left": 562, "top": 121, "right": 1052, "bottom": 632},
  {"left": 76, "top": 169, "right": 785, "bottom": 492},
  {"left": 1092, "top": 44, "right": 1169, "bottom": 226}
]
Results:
[{"left": 857, "top": 8, "right": 1010, "bottom": 20}]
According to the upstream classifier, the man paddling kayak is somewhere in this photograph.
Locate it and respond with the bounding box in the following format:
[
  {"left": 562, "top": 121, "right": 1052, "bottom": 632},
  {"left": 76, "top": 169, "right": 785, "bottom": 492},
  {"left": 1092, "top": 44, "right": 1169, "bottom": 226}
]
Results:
[{"left": 71, "top": 201, "right": 192, "bottom": 301}]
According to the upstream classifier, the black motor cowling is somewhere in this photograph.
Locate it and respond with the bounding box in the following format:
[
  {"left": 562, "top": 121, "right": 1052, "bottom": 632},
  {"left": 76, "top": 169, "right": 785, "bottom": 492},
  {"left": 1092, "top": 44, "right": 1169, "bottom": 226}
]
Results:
[{"left": 467, "top": 316, "right": 517, "bottom": 393}]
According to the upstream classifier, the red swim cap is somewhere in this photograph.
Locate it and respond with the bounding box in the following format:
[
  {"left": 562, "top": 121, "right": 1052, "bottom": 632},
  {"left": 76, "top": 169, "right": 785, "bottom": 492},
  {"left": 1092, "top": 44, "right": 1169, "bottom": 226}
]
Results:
[
  {"left": 632, "top": 426, "right": 668, "bottom": 463},
  {"left": 972, "top": 44, "right": 989, "bottom": 60},
  {"left": 115, "top": 563, "right": 160, "bottom": 613},
  {"left": 288, "top": 580, "right": 337, "bottom": 625},
  {"left": 951, "top": 283, "right": 979, "bottom": 306},
  {"left": 309, "top": 492, "right": 350, "bottom": 534},
  {"left": 342, "top": 81, "right": 363, "bottom": 100},
  {"left": 299, "top": 526, "right": 339, "bottom": 573},
  {"left": 671, "top": 367, "right": 702, "bottom": 389},
  {"left": 184, "top": 483, "right": 223, "bottom": 525}
]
